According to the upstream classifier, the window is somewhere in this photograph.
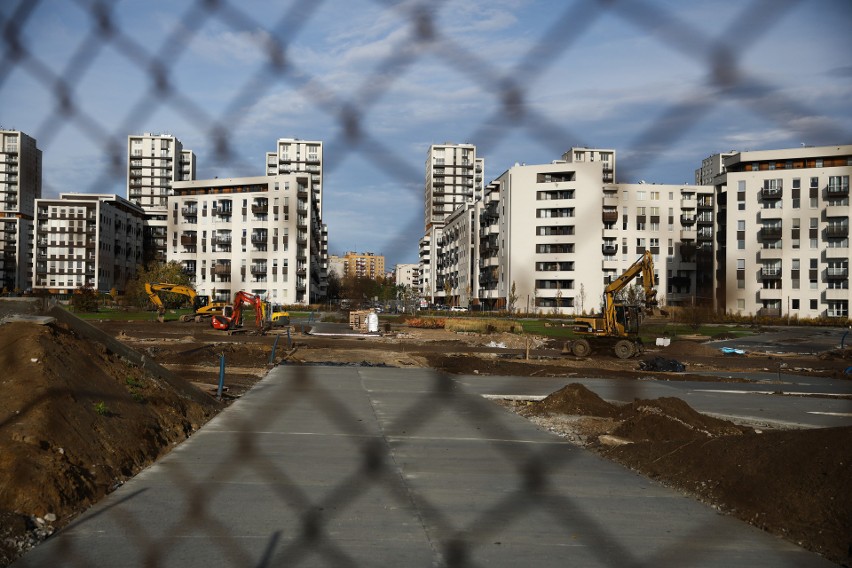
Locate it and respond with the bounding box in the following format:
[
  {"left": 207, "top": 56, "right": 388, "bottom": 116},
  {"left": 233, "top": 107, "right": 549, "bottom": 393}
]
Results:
[
  {"left": 737, "top": 299, "right": 745, "bottom": 310},
  {"left": 636, "top": 191, "right": 646, "bottom": 201},
  {"left": 737, "top": 259, "right": 745, "bottom": 270},
  {"left": 792, "top": 299, "right": 799, "bottom": 310}
]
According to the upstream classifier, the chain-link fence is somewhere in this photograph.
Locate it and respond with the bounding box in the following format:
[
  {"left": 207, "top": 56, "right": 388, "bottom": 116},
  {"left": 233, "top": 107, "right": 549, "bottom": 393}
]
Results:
[{"left": 3, "top": 0, "right": 851, "bottom": 566}]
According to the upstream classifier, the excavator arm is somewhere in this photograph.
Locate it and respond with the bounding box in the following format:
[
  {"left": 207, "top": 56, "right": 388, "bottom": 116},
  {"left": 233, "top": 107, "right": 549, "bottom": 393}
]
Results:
[
  {"left": 602, "top": 251, "right": 658, "bottom": 336},
  {"left": 145, "top": 282, "right": 201, "bottom": 322}
]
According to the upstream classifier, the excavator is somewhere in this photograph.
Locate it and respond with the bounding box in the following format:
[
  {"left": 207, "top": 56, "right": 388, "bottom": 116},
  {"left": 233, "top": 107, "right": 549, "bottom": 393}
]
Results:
[
  {"left": 565, "top": 250, "right": 659, "bottom": 359},
  {"left": 211, "top": 291, "right": 270, "bottom": 334},
  {"left": 145, "top": 282, "right": 226, "bottom": 323}
]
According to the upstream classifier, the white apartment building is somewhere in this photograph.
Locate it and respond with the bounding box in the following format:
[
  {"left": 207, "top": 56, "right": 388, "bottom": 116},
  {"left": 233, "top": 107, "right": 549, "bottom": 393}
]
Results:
[
  {"left": 33, "top": 194, "right": 145, "bottom": 294},
  {"left": 265, "top": 138, "right": 324, "bottom": 211},
  {"left": 561, "top": 147, "right": 616, "bottom": 183},
  {"left": 717, "top": 145, "right": 851, "bottom": 319},
  {"left": 435, "top": 203, "right": 475, "bottom": 307},
  {"left": 424, "top": 143, "right": 484, "bottom": 231},
  {"left": 466, "top": 160, "right": 715, "bottom": 314},
  {"left": 0, "top": 130, "right": 41, "bottom": 292},
  {"left": 168, "top": 174, "right": 325, "bottom": 305},
  {"left": 127, "top": 133, "right": 195, "bottom": 263},
  {"left": 394, "top": 263, "right": 420, "bottom": 290}
]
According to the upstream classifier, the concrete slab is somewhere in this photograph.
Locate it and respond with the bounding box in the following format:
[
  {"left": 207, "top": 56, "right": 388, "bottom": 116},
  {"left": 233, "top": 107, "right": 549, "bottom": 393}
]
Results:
[{"left": 16, "top": 366, "right": 836, "bottom": 567}]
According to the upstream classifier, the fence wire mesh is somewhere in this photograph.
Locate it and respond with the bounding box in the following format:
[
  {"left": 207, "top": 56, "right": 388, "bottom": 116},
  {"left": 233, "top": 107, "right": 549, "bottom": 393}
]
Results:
[{"left": 2, "top": 0, "right": 850, "bottom": 566}]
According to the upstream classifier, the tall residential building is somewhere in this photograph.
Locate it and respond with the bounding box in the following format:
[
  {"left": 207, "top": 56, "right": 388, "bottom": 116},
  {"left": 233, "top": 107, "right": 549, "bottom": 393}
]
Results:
[
  {"left": 717, "top": 145, "right": 851, "bottom": 319},
  {"left": 561, "top": 147, "right": 616, "bottom": 183},
  {"left": 424, "top": 143, "right": 484, "bottom": 231},
  {"left": 0, "top": 130, "right": 41, "bottom": 292},
  {"left": 168, "top": 174, "right": 325, "bottom": 305},
  {"left": 32, "top": 194, "right": 145, "bottom": 294},
  {"left": 127, "top": 133, "right": 196, "bottom": 263}
]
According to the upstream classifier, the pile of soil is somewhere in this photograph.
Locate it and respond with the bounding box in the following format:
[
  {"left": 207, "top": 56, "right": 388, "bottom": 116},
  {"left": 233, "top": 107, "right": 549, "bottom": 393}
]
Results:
[
  {"left": 0, "top": 321, "right": 221, "bottom": 565},
  {"left": 514, "top": 383, "right": 852, "bottom": 565}
]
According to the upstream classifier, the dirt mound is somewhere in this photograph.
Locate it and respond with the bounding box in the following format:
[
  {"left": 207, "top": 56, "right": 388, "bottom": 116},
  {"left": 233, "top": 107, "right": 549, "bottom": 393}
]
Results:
[
  {"left": 0, "top": 321, "right": 220, "bottom": 565},
  {"left": 605, "top": 426, "right": 852, "bottom": 565},
  {"left": 612, "top": 397, "right": 750, "bottom": 442},
  {"left": 529, "top": 383, "right": 620, "bottom": 417}
]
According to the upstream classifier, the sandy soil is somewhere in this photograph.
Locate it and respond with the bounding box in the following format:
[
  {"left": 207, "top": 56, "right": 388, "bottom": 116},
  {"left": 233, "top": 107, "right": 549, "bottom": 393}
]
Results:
[{"left": 1, "top": 316, "right": 850, "bottom": 566}]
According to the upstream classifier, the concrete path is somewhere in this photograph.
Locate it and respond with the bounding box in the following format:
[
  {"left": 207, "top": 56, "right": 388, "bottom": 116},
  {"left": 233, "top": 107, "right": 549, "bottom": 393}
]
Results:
[{"left": 17, "top": 366, "right": 836, "bottom": 567}]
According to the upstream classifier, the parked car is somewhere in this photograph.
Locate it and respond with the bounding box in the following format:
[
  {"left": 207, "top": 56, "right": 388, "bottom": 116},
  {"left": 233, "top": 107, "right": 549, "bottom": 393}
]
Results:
[{"left": 450, "top": 306, "right": 468, "bottom": 312}]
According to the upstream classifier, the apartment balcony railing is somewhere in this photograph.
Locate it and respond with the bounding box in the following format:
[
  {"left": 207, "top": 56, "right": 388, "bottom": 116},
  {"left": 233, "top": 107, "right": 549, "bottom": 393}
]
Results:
[
  {"left": 760, "top": 188, "right": 782, "bottom": 199},
  {"left": 212, "top": 206, "right": 232, "bottom": 217},
  {"left": 826, "top": 225, "right": 849, "bottom": 238},
  {"left": 827, "top": 182, "right": 849, "bottom": 196},
  {"left": 602, "top": 244, "right": 618, "bottom": 256},
  {"left": 251, "top": 233, "right": 268, "bottom": 244},
  {"left": 250, "top": 264, "right": 267, "bottom": 275},
  {"left": 212, "top": 235, "right": 232, "bottom": 245},
  {"left": 827, "top": 267, "right": 849, "bottom": 279},
  {"left": 212, "top": 264, "right": 231, "bottom": 276},
  {"left": 760, "top": 268, "right": 782, "bottom": 279},
  {"left": 252, "top": 203, "right": 268, "bottom": 214},
  {"left": 180, "top": 234, "right": 197, "bottom": 245},
  {"left": 759, "top": 226, "right": 782, "bottom": 239}
]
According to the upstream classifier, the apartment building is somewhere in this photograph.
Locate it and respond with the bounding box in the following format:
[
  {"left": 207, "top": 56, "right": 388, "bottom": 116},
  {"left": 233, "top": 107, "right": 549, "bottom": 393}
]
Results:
[
  {"left": 394, "top": 263, "right": 420, "bottom": 289},
  {"left": 461, "top": 160, "right": 715, "bottom": 314},
  {"left": 561, "top": 147, "right": 616, "bottom": 183},
  {"left": 168, "top": 174, "right": 325, "bottom": 305},
  {"left": 32, "top": 194, "right": 145, "bottom": 294},
  {"left": 424, "top": 143, "right": 484, "bottom": 231},
  {"left": 695, "top": 151, "right": 736, "bottom": 186},
  {"left": 127, "top": 133, "right": 196, "bottom": 263},
  {"left": 0, "top": 130, "right": 41, "bottom": 292},
  {"left": 332, "top": 251, "right": 385, "bottom": 279},
  {"left": 435, "top": 203, "right": 475, "bottom": 307},
  {"left": 716, "top": 145, "right": 851, "bottom": 319}
]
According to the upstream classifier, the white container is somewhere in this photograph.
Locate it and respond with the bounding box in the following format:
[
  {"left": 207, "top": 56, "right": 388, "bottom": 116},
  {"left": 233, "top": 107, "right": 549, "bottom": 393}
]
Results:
[
  {"left": 366, "top": 312, "right": 379, "bottom": 333},
  {"left": 656, "top": 337, "right": 671, "bottom": 347}
]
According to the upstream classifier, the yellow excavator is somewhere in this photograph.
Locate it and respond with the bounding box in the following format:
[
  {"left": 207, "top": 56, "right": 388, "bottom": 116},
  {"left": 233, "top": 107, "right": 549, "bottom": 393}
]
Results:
[
  {"left": 145, "top": 282, "right": 226, "bottom": 323},
  {"left": 566, "top": 250, "right": 659, "bottom": 359}
]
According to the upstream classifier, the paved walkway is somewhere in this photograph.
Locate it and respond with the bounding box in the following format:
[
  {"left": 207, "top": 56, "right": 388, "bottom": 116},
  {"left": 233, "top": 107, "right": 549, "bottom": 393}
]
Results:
[{"left": 17, "top": 366, "right": 835, "bottom": 567}]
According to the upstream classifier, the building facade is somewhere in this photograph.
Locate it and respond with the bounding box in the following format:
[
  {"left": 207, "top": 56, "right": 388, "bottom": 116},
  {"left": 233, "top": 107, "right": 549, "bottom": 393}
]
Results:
[
  {"left": 394, "top": 263, "right": 420, "bottom": 289},
  {"left": 561, "top": 147, "right": 616, "bottom": 183},
  {"left": 33, "top": 194, "right": 145, "bottom": 294},
  {"left": 168, "top": 174, "right": 325, "bottom": 305},
  {"left": 331, "top": 251, "right": 385, "bottom": 279},
  {"left": 695, "top": 151, "right": 736, "bottom": 186},
  {"left": 127, "top": 133, "right": 195, "bottom": 263},
  {"left": 716, "top": 145, "right": 851, "bottom": 319},
  {"left": 0, "top": 130, "right": 41, "bottom": 292},
  {"left": 458, "top": 160, "right": 715, "bottom": 314}
]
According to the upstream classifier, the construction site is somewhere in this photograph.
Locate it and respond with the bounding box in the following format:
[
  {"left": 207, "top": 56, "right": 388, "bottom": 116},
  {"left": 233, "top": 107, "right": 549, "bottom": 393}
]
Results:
[{"left": 0, "top": 292, "right": 851, "bottom": 566}]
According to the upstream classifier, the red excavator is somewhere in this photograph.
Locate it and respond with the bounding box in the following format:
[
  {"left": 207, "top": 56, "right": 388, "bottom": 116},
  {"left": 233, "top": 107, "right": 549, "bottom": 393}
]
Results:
[{"left": 211, "top": 291, "right": 269, "bottom": 334}]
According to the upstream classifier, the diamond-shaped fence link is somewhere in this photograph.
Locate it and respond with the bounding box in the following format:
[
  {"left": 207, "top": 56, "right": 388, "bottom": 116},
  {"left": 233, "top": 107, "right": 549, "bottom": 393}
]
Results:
[{"left": 2, "top": 0, "right": 846, "bottom": 566}]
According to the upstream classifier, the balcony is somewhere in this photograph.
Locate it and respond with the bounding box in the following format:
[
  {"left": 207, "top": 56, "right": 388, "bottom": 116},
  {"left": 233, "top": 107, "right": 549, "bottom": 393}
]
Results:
[
  {"left": 697, "top": 229, "right": 713, "bottom": 241},
  {"left": 760, "top": 267, "right": 782, "bottom": 279},
  {"left": 602, "top": 210, "right": 618, "bottom": 223},
  {"left": 756, "top": 307, "right": 782, "bottom": 317},
  {"left": 680, "top": 198, "right": 696, "bottom": 209},
  {"left": 250, "top": 264, "right": 267, "bottom": 275},
  {"left": 180, "top": 234, "right": 197, "bottom": 246},
  {"left": 826, "top": 182, "right": 849, "bottom": 197},
  {"left": 825, "top": 204, "right": 850, "bottom": 218},
  {"left": 826, "top": 267, "right": 849, "bottom": 280},
  {"left": 757, "top": 289, "right": 783, "bottom": 301},
  {"left": 251, "top": 233, "right": 268, "bottom": 244},
  {"left": 825, "top": 245, "right": 850, "bottom": 258},
  {"left": 181, "top": 206, "right": 198, "bottom": 217},
  {"left": 602, "top": 195, "right": 619, "bottom": 207},
  {"left": 212, "top": 263, "right": 231, "bottom": 276},
  {"left": 211, "top": 234, "right": 232, "bottom": 246},
  {"left": 252, "top": 202, "right": 268, "bottom": 214},
  {"left": 602, "top": 244, "right": 618, "bottom": 256},
  {"left": 826, "top": 225, "right": 849, "bottom": 238},
  {"left": 212, "top": 205, "right": 232, "bottom": 217},
  {"left": 680, "top": 215, "right": 696, "bottom": 226},
  {"left": 759, "top": 207, "right": 783, "bottom": 220},
  {"left": 759, "top": 226, "right": 782, "bottom": 239},
  {"left": 760, "top": 188, "right": 782, "bottom": 200},
  {"left": 759, "top": 248, "right": 783, "bottom": 260}
]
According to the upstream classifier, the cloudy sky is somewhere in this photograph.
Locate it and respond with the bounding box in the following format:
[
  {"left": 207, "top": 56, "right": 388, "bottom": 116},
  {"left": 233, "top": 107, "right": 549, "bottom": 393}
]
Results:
[{"left": 2, "top": 0, "right": 850, "bottom": 266}]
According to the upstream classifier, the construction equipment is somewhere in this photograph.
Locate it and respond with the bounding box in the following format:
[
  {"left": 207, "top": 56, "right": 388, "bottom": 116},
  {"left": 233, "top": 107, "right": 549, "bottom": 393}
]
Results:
[
  {"left": 211, "top": 291, "right": 269, "bottom": 334},
  {"left": 145, "top": 282, "right": 226, "bottom": 323},
  {"left": 269, "top": 304, "right": 291, "bottom": 327},
  {"left": 566, "top": 250, "right": 659, "bottom": 359}
]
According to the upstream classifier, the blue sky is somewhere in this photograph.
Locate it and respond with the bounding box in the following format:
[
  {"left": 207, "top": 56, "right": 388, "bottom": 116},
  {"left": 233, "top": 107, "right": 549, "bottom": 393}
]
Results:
[{"left": 2, "top": 0, "right": 851, "bottom": 267}]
